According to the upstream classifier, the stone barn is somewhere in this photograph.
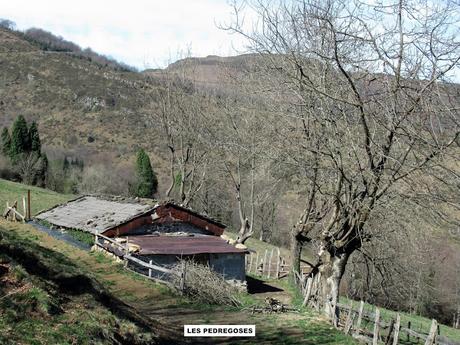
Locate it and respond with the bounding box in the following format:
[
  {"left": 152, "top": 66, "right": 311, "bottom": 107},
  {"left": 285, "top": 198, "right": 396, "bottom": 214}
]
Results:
[{"left": 35, "top": 195, "right": 247, "bottom": 283}]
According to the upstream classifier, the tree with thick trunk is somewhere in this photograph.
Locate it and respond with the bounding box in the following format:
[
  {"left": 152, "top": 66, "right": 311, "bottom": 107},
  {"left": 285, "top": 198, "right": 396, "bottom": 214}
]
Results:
[{"left": 226, "top": 0, "right": 460, "bottom": 321}]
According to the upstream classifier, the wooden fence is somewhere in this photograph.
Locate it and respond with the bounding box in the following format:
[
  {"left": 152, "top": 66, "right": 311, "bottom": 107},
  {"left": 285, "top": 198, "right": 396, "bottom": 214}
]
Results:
[
  {"left": 244, "top": 248, "right": 291, "bottom": 279},
  {"left": 293, "top": 273, "right": 460, "bottom": 345},
  {"left": 2, "top": 191, "right": 31, "bottom": 223},
  {"left": 94, "top": 233, "right": 186, "bottom": 291}
]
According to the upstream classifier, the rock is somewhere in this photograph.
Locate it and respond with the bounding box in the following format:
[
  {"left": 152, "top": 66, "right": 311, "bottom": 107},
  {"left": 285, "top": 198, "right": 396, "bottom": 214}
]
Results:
[{"left": 235, "top": 243, "right": 247, "bottom": 250}]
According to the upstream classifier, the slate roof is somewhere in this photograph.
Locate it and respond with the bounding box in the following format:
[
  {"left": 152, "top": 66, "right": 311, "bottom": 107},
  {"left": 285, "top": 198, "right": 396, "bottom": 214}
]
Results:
[{"left": 35, "top": 196, "right": 155, "bottom": 234}]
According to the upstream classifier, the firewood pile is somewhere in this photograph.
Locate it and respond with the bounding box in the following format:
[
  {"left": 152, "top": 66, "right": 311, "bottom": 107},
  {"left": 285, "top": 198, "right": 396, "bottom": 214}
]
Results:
[{"left": 248, "top": 297, "right": 298, "bottom": 314}]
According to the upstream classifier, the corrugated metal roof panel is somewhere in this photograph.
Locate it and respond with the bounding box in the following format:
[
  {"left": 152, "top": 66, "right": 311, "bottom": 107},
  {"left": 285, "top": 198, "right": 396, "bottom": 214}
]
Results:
[{"left": 126, "top": 235, "right": 247, "bottom": 255}]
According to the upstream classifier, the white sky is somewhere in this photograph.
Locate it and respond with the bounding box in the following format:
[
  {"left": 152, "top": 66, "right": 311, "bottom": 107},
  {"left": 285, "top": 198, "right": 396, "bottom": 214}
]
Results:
[{"left": 0, "top": 0, "right": 250, "bottom": 70}]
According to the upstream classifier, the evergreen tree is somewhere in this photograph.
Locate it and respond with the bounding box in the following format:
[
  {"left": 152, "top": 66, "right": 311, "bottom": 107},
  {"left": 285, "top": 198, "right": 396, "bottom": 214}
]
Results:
[
  {"left": 10, "top": 115, "right": 30, "bottom": 158},
  {"left": 134, "top": 149, "right": 158, "bottom": 198},
  {"left": 37, "top": 153, "right": 48, "bottom": 187},
  {"left": 29, "top": 121, "right": 41, "bottom": 153},
  {"left": 63, "top": 157, "right": 69, "bottom": 172},
  {"left": 1, "top": 127, "right": 11, "bottom": 157}
]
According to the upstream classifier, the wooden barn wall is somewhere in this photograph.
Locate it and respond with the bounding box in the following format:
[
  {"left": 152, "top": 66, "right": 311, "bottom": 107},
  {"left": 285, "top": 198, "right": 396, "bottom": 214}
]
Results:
[{"left": 155, "top": 205, "right": 225, "bottom": 236}]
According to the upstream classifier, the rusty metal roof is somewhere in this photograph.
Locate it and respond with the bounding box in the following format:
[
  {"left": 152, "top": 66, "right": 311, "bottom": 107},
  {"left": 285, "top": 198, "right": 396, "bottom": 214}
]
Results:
[{"left": 126, "top": 235, "right": 247, "bottom": 255}]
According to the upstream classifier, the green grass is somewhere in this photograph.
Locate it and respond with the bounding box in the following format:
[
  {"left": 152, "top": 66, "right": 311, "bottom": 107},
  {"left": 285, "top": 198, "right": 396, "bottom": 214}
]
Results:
[
  {"left": 0, "top": 226, "right": 156, "bottom": 344},
  {"left": 0, "top": 178, "right": 74, "bottom": 216},
  {"left": 66, "top": 228, "right": 95, "bottom": 246},
  {"left": 2, "top": 220, "right": 359, "bottom": 344},
  {"left": 340, "top": 297, "right": 460, "bottom": 344}
]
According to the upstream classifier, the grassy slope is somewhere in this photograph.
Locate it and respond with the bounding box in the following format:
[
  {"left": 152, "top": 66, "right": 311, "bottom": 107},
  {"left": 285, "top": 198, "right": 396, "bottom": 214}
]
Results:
[
  {"left": 0, "top": 178, "right": 74, "bottom": 216},
  {"left": 0, "top": 180, "right": 357, "bottom": 343},
  {"left": 1, "top": 220, "right": 357, "bottom": 344},
  {"left": 228, "top": 230, "right": 460, "bottom": 343},
  {"left": 0, "top": 224, "right": 161, "bottom": 344}
]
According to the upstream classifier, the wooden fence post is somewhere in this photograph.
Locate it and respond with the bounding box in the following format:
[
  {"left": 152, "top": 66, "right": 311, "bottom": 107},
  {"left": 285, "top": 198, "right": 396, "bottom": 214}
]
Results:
[
  {"left": 407, "top": 321, "right": 411, "bottom": 343},
  {"left": 344, "top": 301, "right": 354, "bottom": 334},
  {"left": 262, "top": 249, "right": 268, "bottom": 277},
  {"left": 148, "top": 260, "right": 152, "bottom": 278},
  {"left": 248, "top": 253, "right": 252, "bottom": 273},
  {"left": 22, "top": 197, "right": 27, "bottom": 222},
  {"left": 255, "top": 252, "right": 259, "bottom": 275},
  {"left": 302, "top": 277, "right": 313, "bottom": 307},
  {"left": 424, "top": 319, "right": 438, "bottom": 345},
  {"left": 354, "top": 300, "right": 365, "bottom": 336},
  {"left": 267, "top": 248, "right": 274, "bottom": 279},
  {"left": 392, "top": 313, "right": 400, "bottom": 345},
  {"left": 276, "top": 248, "right": 280, "bottom": 278},
  {"left": 373, "top": 308, "right": 380, "bottom": 345},
  {"left": 180, "top": 261, "right": 187, "bottom": 293},
  {"left": 27, "top": 189, "right": 31, "bottom": 220}
]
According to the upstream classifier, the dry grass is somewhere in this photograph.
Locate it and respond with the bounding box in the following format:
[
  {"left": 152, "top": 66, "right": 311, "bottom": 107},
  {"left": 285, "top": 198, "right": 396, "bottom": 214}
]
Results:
[{"left": 170, "top": 260, "right": 241, "bottom": 306}]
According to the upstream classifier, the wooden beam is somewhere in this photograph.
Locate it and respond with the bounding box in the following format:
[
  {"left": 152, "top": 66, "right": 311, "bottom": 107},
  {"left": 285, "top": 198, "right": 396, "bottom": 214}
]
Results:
[
  {"left": 344, "top": 301, "right": 354, "bottom": 334},
  {"left": 267, "top": 248, "right": 274, "bottom": 279},
  {"left": 302, "top": 277, "right": 313, "bottom": 307},
  {"left": 276, "top": 248, "right": 280, "bottom": 278},
  {"left": 354, "top": 301, "right": 365, "bottom": 336},
  {"left": 373, "top": 308, "right": 380, "bottom": 345},
  {"left": 424, "top": 319, "right": 438, "bottom": 345},
  {"left": 27, "top": 190, "right": 31, "bottom": 220},
  {"left": 393, "top": 314, "right": 400, "bottom": 345}
]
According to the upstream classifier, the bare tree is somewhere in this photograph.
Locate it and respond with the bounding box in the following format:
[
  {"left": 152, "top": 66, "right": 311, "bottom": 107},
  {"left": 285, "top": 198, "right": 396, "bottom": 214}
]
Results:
[
  {"left": 15, "top": 152, "right": 42, "bottom": 185},
  {"left": 147, "top": 55, "right": 209, "bottom": 206},
  {"left": 225, "top": 0, "right": 460, "bottom": 321},
  {"left": 207, "top": 97, "right": 260, "bottom": 244}
]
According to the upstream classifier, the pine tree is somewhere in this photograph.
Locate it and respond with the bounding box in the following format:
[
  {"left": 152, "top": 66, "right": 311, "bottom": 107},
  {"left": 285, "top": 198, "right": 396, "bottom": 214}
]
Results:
[
  {"left": 29, "top": 121, "right": 41, "bottom": 153},
  {"left": 135, "top": 149, "right": 158, "bottom": 198},
  {"left": 37, "top": 153, "right": 49, "bottom": 187},
  {"left": 1, "top": 127, "right": 11, "bottom": 157},
  {"left": 10, "top": 115, "right": 30, "bottom": 159}
]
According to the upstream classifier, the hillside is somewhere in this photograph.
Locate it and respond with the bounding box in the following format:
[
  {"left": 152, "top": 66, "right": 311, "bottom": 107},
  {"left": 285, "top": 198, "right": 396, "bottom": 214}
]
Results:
[
  {"left": 0, "top": 178, "right": 73, "bottom": 215},
  {"left": 0, "top": 222, "right": 163, "bottom": 344},
  {"left": 0, "top": 27, "right": 169, "bottom": 176}
]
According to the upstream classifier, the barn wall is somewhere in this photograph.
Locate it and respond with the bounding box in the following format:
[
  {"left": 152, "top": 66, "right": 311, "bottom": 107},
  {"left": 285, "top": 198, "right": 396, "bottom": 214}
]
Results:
[
  {"left": 156, "top": 205, "right": 225, "bottom": 236},
  {"left": 127, "top": 255, "right": 176, "bottom": 281},
  {"left": 137, "top": 253, "right": 246, "bottom": 282},
  {"left": 209, "top": 253, "right": 246, "bottom": 282},
  {"left": 102, "top": 214, "right": 153, "bottom": 237},
  {"left": 120, "top": 222, "right": 212, "bottom": 236}
]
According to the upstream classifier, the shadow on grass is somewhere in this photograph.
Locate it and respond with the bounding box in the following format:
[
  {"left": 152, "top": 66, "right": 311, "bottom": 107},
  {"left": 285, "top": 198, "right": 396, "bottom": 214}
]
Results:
[
  {"left": 247, "top": 276, "right": 283, "bottom": 294},
  {"left": 0, "top": 227, "right": 180, "bottom": 344}
]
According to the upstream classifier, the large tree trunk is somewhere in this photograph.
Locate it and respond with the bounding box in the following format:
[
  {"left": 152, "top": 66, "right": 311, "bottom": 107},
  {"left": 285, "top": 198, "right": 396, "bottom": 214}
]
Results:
[
  {"left": 290, "top": 231, "right": 303, "bottom": 274},
  {"left": 317, "top": 247, "right": 350, "bottom": 325}
]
